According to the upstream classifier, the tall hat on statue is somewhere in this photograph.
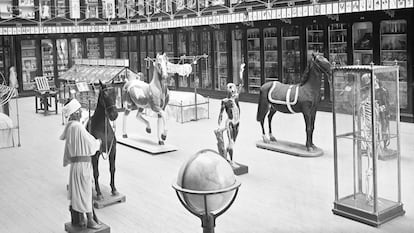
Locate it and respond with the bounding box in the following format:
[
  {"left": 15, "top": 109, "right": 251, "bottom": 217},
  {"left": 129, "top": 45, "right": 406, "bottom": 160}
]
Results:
[{"left": 62, "top": 99, "right": 81, "bottom": 118}]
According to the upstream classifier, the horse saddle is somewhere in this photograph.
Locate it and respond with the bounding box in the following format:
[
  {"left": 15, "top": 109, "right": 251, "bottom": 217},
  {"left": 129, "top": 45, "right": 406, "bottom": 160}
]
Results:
[{"left": 268, "top": 81, "right": 299, "bottom": 113}]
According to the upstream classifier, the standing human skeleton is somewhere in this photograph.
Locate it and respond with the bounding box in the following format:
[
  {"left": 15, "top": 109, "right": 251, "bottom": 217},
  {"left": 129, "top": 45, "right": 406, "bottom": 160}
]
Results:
[{"left": 215, "top": 64, "right": 245, "bottom": 164}]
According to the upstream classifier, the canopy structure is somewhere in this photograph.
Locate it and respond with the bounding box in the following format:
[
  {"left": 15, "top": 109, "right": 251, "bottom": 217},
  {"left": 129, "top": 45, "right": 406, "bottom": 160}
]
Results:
[{"left": 58, "top": 59, "right": 138, "bottom": 84}]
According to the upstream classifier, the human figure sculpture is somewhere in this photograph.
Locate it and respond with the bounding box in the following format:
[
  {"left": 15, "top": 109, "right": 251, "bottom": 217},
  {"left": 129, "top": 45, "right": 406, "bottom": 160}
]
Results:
[
  {"left": 60, "top": 99, "right": 102, "bottom": 229},
  {"left": 215, "top": 64, "right": 244, "bottom": 164}
]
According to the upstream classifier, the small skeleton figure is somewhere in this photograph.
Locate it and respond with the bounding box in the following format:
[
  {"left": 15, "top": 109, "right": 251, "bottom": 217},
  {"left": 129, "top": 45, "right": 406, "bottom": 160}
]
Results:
[
  {"left": 359, "top": 73, "right": 384, "bottom": 205},
  {"left": 215, "top": 64, "right": 245, "bottom": 164}
]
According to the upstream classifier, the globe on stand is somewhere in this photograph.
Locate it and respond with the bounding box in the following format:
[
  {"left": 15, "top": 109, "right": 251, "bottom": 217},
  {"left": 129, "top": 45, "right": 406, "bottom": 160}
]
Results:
[{"left": 172, "top": 149, "right": 241, "bottom": 233}]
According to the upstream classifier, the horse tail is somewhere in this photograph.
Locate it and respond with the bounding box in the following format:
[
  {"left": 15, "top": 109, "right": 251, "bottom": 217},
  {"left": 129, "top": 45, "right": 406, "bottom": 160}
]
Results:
[{"left": 256, "top": 82, "right": 271, "bottom": 122}]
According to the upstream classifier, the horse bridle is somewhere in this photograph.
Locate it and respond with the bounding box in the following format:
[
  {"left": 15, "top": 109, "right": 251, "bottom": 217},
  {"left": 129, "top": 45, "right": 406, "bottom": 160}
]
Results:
[
  {"left": 312, "top": 55, "right": 331, "bottom": 77},
  {"left": 101, "top": 86, "right": 117, "bottom": 160}
]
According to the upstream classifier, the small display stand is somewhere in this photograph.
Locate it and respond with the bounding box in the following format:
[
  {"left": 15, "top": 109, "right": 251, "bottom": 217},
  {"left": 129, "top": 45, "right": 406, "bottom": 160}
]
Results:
[
  {"left": 93, "top": 185, "right": 126, "bottom": 209},
  {"left": 117, "top": 133, "right": 177, "bottom": 154},
  {"left": 64, "top": 222, "right": 110, "bottom": 233},
  {"left": 256, "top": 140, "right": 323, "bottom": 157},
  {"left": 231, "top": 162, "right": 248, "bottom": 176},
  {"left": 331, "top": 64, "right": 404, "bottom": 226},
  {"left": 215, "top": 129, "right": 248, "bottom": 176}
]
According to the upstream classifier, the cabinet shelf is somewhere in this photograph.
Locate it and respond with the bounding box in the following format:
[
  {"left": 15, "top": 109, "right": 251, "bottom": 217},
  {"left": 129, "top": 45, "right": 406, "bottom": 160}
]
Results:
[
  {"left": 248, "top": 84, "right": 261, "bottom": 87},
  {"left": 264, "top": 37, "right": 277, "bottom": 39},
  {"left": 249, "top": 77, "right": 260, "bottom": 79},
  {"left": 330, "top": 29, "right": 347, "bottom": 32},
  {"left": 381, "top": 33, "right": 406, "bottom": 36},
  {"left": 330, "top": 42, "right": 347, "bottom": 44},
  {"left": 354, "top": 50, "right": 372, "bottom": 53},
  {"left": 308, "top": 30, "right": 323, "bottom": 33},
  {"left": 308, "top": 42, "right": 323, "bottom": 44},
  {"left": 283, "top": 36, "right": 299, "bottom": 39},
  {"left": 381, "top": 50, "right": 406, "bottom": 52}
]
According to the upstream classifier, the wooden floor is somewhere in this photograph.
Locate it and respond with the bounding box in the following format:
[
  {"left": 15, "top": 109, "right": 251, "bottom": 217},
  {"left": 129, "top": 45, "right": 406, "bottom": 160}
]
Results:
[{"left": 1, "top": 96, "right": 414, "bottom": 233}]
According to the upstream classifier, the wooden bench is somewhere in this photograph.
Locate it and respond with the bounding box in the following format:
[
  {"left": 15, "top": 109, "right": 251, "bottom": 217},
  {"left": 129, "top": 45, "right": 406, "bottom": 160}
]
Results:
[{"left": 34, "top": 76, "right": 58, "bottom": 115}]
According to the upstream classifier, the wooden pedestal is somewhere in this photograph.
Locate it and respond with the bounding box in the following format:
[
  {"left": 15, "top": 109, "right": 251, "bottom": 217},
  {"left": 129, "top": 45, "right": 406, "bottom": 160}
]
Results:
[
  {"left": 64, "top": 222, "right": 110, "bottom": 233},
  {"left": 256, "top": 140, "right": 323, "bottom": 157},
  {"left": 231, "top": 162, "right": 248, "bottom": 176},
  {"left": 93, "top": 185, "right": 126, "bottom": 209},
  {"left": 117, "top": 133, "right": 177, "bottom": 154}
]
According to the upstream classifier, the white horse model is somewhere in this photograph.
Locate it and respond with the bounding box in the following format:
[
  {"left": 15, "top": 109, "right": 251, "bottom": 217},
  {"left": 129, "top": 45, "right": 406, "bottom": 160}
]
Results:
[{"left": 122, "top": 53, "right": 170, "bottom": 145}]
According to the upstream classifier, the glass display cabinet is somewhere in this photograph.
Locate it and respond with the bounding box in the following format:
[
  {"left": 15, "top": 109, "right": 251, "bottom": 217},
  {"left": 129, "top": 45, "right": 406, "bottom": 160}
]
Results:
[
  {"left": 247, "top": 28, "right": 261, "bottom": 94},
  {"left": 380, "top": 20, "right": 407, "bottom": 109},
  {"left": 353, "top": 22, "right": 373, "bottom": 65},
  {"left": 331, "top": 64, "right": 405, "bottom": 226},
  {"left": 264, "top": 27, "right": 278, "bottom": 83},
  {"left": 329, "top": 23, "right": 348, "bottom": 65},
  {"left": 282, "top": 26, "right": 301, "bottom": 84}
]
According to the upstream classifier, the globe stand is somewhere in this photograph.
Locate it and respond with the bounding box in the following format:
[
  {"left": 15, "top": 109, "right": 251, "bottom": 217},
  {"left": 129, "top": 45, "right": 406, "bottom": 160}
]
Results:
[{"left": 172, "top": 180, "right": 241, "bottom": 233}]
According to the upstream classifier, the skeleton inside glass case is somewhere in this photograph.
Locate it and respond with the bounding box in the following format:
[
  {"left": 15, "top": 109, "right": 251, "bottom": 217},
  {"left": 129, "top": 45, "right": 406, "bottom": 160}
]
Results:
[{"left": 331, "top": 64, "right": 404, "bottom": 226}]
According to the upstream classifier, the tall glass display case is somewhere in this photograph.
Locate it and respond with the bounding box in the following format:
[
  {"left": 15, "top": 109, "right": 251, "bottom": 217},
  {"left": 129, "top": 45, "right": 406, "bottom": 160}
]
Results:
[
  {"left": 331, "top": 64, "right": 405, "bottom": 226},
  {"left": 41, "top": 39, "right": 55, "bottom": 86},
  {"left": 264, "top": 27, "right": 278, "bottom": 83},
  {"left": 0, "top": 0, "right": 13, "bottom": 19},
  {"left": 214, "top": 30, "right": 227, "bottom": 91},
  {"left": 56, "top": 39, "right": 69, "bottom": 77},
  {"left": 104, "top": 37, "right": 117, "bottom": 58},
  {"left": 21, "top": 40, "right": 38, "bottom": 90},
  {"left": 200, "top": 31, "right": 211, "bottom": 89},
  {"left": 139, "top": 36, "right": 147, "bottom": 81},
  {"left": 19, "top": 0, "right": 35, "bottom": 19},
  {"left": 86, "top": 38, "right": 100, "bottom": 58},
  {"left": 329, "top": 23, "right": 348, "bottom": 65},
  {"left": 380, "top": 20, "right": 407, "bottom": 109},
  {"left": 129, "top": 36, "right": 138, "bottom": 73},
  {"left": 247, "top": 28, "right": 261, "bottom": 94},
  {"left": 70, "top": 38, "right": 83, "bottom": 67},
  {"left": 306, "top": 24, "right": 324, "bottom": 60},
  {"left": 353, "top": 22, "right": 373, "bottom": 65},
  {"left": 282, "top": 26, "right": 301, "bottom": 84}
]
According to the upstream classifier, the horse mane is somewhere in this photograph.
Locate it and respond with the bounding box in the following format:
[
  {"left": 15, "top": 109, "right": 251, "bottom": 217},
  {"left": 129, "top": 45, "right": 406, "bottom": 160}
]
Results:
[{"left": 299, "top": 61, "right": 311, "bottom": 86}]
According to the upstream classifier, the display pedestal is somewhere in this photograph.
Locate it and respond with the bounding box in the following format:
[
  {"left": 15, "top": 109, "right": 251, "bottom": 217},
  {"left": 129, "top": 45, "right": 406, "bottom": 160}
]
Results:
[
  {"left": 64, "top": 222, "right": 110, "bottom": 233},
  {"left": 93, "top": 185, "right": 126, "bottom": 209},
  {"left": 231, "top": 162, "right": 248, "bottom": 176},
  {"left": 333, "top": 193, "right": 405, "bottom": 227},
  {"left": 117, "top": 133, "right": 177, "bottom": 154},
  {"left": 256, "top": 140, "right": 323, "bottom": 157}
]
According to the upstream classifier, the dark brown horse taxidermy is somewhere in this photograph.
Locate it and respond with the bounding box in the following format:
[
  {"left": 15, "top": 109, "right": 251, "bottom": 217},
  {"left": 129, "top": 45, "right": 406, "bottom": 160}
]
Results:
[
  {"left": 256, "top": 54, "right": 331, "bottom": 151},
  {"left": 87, "top": 80, "right": 119, "bottom": 200},
  {"left": 122, "top": 53, "right": 170, "bottom": 145}
]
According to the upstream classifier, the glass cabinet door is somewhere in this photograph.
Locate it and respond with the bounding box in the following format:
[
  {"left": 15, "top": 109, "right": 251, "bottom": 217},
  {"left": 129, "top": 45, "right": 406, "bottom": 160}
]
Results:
[
  {"left": 19, "top": 0, "right": 35, "bottom": 19},
  {"left": 56, "top": 39, "right": 69, "bottom": 77},
  {"left": 129, "top": 36, "right": 138, "bottom": 73},
  {"left": 147, "top": 35, "right": 155, "bottom": 81},
  {"left": 247, "top": 28, "right": 261, "bottom": 94},
  {"left": 139, "top": 36, "right": 147, "bottom": 81},
  {"left": 264, "top": 27, "right": 278, "bottom": 83},
  {"left": 86, "top": 38, "right": 100, "bottom": 59},
  {"left": 21, "top": 40, "right": 38, "bottom": 91},
  {"left": 329, "top": 23, "right": 348, "bottom": 65},
  {"left": 189, "top": 32, "right": 199, "bottom": 88},
  {"left": 55, "top": 0, "right": 66, "bottom": 17},
  {"left": 306, "top": 24, "right": 324, "bottom": 60},
  {"left": 232, "top": 29, "right": 245, "bottom": 90},
  {"left": 70, "top": 38, "right": 83, "bottom": 66},
  {"left": 40, "top": 0, "right": 52, "bottom": 19},
  {"left": 380, "top": 20, "right": 407, "bottom": 109},
  {"left": 0, "top": 1, "right": 13, "bottom": 19},
  {"left": 69, "top": 0, "right": 80, "bottom": 19},
  {"left": 86, "top": 0, "right": 99, "bottom": 18},
  {"left": 200, "top": 31, "right": 212, "bottom": 89},
  {"left": 163, "top": 33, "right": 175, "bottom": 88},
  {"left": 214, "top": 30, "right": 228, "bottom": 91},
  {"left": 120, "top": 36, "right": 128, "bottom": 59},
  {"left": 282, "top": 26, "right": 301, "bottom": 84},
  {"left": 104, "top": 37, "right": 117, "bottom": 59},
  {"left": 177, "top": 32, "right": 188, "bottom": 88},
  {"left": 102, "top": 0, "right": 115, "bottom": 18},
  {"left": 41, "top": 39, "right": 55, "bottom": 86},
  {"left": 353, "top": 22, "right": 373, "bottom": 65}
]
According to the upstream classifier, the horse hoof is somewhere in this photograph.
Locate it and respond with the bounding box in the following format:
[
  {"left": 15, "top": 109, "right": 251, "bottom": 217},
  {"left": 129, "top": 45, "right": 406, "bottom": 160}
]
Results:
[
  {"left": 161, "top": 134, "right": 167, "bottom": 140},
  {"left": 269, "top": 136, "right": 277, "bottom": 142},
  {"left": 111, "top": 190, "right": 119, "bottom": 196},
  {"left": 122, "top": 134, "right": 128, "bottom": 138},
  {"left": 146, "top": 128, "right": 151, "bottom": 134},
  {"left": 95, "top": 194, "right": 104, "bottom": 201},
  {"left": 159, "top": 141, "right": 165, "bottom": 145}
]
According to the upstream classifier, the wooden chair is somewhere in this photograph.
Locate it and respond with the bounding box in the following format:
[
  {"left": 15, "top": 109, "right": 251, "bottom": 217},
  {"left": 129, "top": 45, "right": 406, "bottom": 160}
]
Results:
[{"left": 34, "top": 76, "right": 58, "bottom": 115}]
